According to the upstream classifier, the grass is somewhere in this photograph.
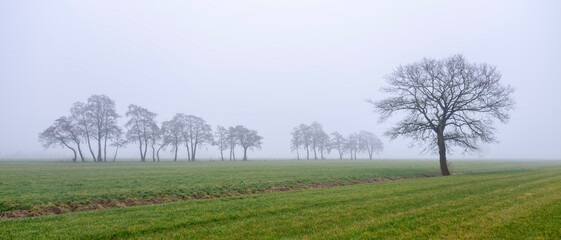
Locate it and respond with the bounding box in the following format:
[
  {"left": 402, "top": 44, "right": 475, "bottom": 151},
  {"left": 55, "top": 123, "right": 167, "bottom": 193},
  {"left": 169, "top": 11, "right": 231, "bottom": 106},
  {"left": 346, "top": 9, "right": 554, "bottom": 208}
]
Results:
[
  {"left": 1, "top": 166, "right": 560, "bottom": 239},
  {"left": 0, "top": 159, "right": 555, "bottom": 216}
]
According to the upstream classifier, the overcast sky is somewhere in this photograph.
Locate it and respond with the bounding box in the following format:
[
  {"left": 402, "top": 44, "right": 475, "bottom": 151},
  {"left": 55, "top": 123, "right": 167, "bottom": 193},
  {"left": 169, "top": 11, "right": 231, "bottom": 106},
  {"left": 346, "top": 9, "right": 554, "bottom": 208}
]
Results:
[{"left": 1, "top": 0, "right": 560, "bottom": 160}]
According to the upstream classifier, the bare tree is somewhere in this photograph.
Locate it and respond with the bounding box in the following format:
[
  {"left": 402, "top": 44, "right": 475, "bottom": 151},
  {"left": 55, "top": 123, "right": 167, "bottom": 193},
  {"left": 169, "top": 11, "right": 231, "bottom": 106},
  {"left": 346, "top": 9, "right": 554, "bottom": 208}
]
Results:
[
  {"left": 125, "top": 104, "right": 157, "bottom": 162},
  {"left": 330, "top": 131, "right": 347, "bottom": 160},
  {"left": 290, "top": 127, "right": 303, "bottom": 160},
  {"left": 371, "top": 54, "right": 515, "bottom": 175},
  {"left": 309, "top": 122, "right": 323, "bottom": 159},
  {"left": 39, "top": 117, "right": 79, "bottom": 161},
  {"left": 177, "top": 114, "right": 213, "bottom": 162},
  {"left": 162, "top": 115, "right": 183, "bottom": 162},
  {"left": 71, "top": 102, "right": 96, "bottom": 161},
  {"left": 214, "top": 126, "right": 228, "bottom": 161},
  {"left": 358, "top": 131, "right": 383, "bottom": 160},
  {"left": 150, "top": 123, "right": 162, "bottom": 162},
  {"left": 295, "top": 124, "right": 312, "bottom": 159},
  {"left": 111, "top": 130, "right": 126, "bottom": 162},
  {"left": 345, "top": 133, "right": 360, "bottom": 159},
  {"left": 83, "top": 95, "right": 120, "bottom": 162},
  {"left": 233, "top": 125, "right": 263, "bottom": 161},
  {"left": 154, "top": 126, "right": 167, "bottom": 162},
  {"left": 226, "top": 126, "right": 239, "bottom": 161},
  {"left": 316, "top": 130, "right": 330, "bottom": 160}
]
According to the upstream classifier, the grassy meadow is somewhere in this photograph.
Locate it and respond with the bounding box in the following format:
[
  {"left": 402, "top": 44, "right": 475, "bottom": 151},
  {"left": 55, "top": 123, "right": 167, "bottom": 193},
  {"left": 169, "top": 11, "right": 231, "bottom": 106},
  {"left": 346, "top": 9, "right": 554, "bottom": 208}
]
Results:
[
  {"left": 0, "top": 160, "right": 553, "bottom": 216},
  {"left": 1, "top": 160, "right": 560, "bottom": 239},
  {"left": 0, "top": 164, "right": 560, "bottom": 239}
]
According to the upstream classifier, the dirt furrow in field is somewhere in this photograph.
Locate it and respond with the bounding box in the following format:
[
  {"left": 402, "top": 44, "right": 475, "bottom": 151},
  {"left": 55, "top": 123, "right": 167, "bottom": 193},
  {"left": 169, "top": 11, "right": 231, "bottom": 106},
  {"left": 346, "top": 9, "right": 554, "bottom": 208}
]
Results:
[{"left": 0, "top": 174, "right": 440, "bottom": 220}]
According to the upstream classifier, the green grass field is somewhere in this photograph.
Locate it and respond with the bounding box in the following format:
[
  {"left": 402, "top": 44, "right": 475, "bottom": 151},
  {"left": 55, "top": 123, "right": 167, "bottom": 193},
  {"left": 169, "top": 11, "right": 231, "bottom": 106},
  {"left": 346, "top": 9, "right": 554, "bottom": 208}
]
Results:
[
  {"left": 1, "top": 165, "right": 560, "bottom": 239},
  {"left": 0, "top": 160, "right": 553, "bottom": 216},
  {"left": 1, "top": 160, "right": 560, "bottom": 239}
]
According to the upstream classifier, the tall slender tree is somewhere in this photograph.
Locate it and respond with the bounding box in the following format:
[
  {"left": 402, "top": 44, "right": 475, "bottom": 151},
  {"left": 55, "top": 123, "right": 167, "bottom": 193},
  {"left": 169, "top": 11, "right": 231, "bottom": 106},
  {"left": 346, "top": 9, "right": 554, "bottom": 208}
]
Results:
[
  {"left": 346, "top": 133, "right": 360, "bottom": 159},
  {"left": 214, "top": 126, "right": 228, "bottom": 161},
  {"left": 330, "top": 131, "right": 347, "bottom": 160},
  {"left": 162, "top": 115, "right": 183, "bottom": 162},
  {"left": 178, "top": 114, "right": 213, "bottom": 162},
  {"left": 227, "top": 126, "right": 239, "bottom": 161},
  {"left": 71, "top": 102, "right": 97, "bottom": 161},
  {"left": 84, "top": 95, "right": 120, "bottom": 162},
  {"left": 125, "top": 104, "right": 157, "bottom": 162},
  {"left": 290, "top": 127, "right": 303, "bottom": 160}
]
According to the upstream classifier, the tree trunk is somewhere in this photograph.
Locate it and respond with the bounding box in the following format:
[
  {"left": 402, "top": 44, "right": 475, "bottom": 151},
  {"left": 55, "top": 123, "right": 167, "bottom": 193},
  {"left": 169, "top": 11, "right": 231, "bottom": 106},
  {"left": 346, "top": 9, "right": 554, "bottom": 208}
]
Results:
[
  {"left": 191, "top": 144, "right": 197, "bottom": 162},
  {"left": 97, "top": 137, "right": 102, "bottom": 163},
  {"left": 103, "top": 135, "right": 108, "bottom": 162},
  {"left": 113, "top": 146, "right": 119, "bottom": 162},
  {"left": 185, "top": 143, "right": 191, "bottom": 162},
  {"left": 138, "top": 140, "right": 144, "bottom": 162},
  {"left": 313, "top": 147, "right": 317, "bottom": 160},
  {"left": 157, "top": 145, "right": 163, "bottom": 162},
  {"left": 173, "top": 144, "right": 178, "bottom": 162},
  {"left": 83, "top": 122, "right": 96, "bottom": 162},
  {"left": 71, "top": 148, "right": 77, "bottom": 162},
  {"left": 152, "top": 144, "right": 156, "bottom": 162},
  {"left": 220, "top": 149, "right": 224, "bottom": 161},
  {"left": 61, "top": 141, "right": 76, "bottom": 162},
  {"left": 76, "top": 142, "right": 85, "bottom": 162},
  {"left": 86, "top": 135, "right": 96, "bottom": 161},
  {"left": 437, "top": 132, "right": 451, "bottom": 176},
  {"left": 296, "top": 148, "right": 300, "bottom": 160},
  {"left": 143, "top": 137, "right": 148, "bottom": 162},
  {"left": 305, "top": 145, "right": 309, "bottom": 160},
  {"left": 243, "top": 147, "right": 248, "bottom": 161}
]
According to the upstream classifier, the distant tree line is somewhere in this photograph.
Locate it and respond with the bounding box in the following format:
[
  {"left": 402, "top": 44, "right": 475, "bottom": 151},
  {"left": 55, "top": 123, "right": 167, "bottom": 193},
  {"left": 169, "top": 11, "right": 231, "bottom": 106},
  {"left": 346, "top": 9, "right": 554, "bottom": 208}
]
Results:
[
  {"left": 290, "top": 122, "right": 383, "bottom": 160},
  {"left": 39, "top": 95, "right": 263, "bottom": 162}
]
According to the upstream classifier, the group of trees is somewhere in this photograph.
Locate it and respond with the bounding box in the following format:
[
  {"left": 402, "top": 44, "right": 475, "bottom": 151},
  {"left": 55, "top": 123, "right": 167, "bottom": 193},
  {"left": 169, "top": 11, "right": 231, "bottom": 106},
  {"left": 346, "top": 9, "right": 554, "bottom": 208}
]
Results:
[
  {"left": 39, "top": 95, "right": 263, "bottom": 162},
  {"left": 39, "top": 95, "right": 122, "bottom": 162},
  {"left": 290, "top": 122, "right": 383, "bottom": 160},
  {"left": 214, "top": 125, "right": 263, "bottom": 161},
  {"left": 39, "top": 55, "right": 515, "bottom": 176}
]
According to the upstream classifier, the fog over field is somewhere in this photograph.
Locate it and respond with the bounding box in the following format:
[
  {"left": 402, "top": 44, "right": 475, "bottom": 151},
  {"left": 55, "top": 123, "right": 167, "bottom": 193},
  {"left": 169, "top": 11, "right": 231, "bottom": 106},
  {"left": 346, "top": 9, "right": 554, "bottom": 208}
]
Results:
[{"left": 0, "top": 0, "right": 560, "bottom": 160}]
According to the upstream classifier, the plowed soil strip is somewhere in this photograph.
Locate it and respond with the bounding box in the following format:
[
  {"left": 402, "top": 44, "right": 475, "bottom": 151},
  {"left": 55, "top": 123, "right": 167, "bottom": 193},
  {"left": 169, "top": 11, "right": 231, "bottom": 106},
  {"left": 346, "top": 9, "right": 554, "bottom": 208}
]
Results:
[{"left": 1, "top": 174, "right": 440, "bottom": 219}]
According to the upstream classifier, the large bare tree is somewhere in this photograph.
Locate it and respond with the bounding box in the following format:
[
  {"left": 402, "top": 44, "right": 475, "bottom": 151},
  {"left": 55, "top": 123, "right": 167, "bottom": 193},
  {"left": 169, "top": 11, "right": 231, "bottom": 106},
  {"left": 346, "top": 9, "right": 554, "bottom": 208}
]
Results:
[{"left": 371, "top": 54, "right": 515, "bottom": 175}]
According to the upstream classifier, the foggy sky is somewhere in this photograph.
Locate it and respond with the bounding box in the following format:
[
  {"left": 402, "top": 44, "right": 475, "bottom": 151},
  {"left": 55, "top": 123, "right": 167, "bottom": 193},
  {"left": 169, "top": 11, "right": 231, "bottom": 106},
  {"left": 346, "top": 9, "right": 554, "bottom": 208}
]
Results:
[{"left": 1, "top": 1, "right": 560, "bottom": 160}]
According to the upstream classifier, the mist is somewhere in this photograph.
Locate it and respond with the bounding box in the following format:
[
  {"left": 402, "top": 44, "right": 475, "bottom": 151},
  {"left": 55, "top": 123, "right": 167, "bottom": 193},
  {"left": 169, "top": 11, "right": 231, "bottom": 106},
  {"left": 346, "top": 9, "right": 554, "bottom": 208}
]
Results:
[{"left": 1, "top": 0, "right": 560, "bottom": 160}]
